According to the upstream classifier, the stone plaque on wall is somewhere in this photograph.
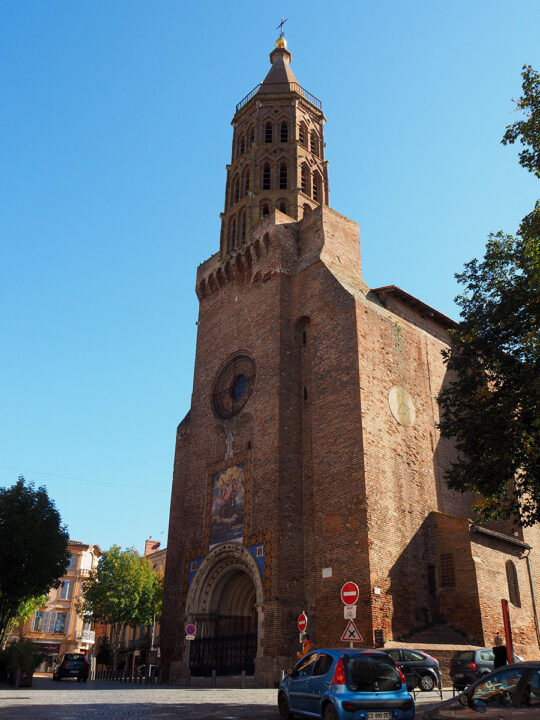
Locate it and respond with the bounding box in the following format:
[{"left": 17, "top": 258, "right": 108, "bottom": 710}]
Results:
[{"left": 388, "top": 386, "right": 416, "bottom": 427}]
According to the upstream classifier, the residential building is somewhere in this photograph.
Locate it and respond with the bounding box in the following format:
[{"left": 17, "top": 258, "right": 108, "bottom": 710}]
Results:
[{"left": 21, "top": 540, "right": 101, "bottom": 671}]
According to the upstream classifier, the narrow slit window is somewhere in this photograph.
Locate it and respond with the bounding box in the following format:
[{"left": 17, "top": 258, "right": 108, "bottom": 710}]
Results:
[
  {"left": 280, "top": 121, "right": 288, "bottom": 143},
  {"left": 262, "top": 203, "right": 270, "bottom": 217},
  {"left": 262, "top": 164, "right": 271, "bottom": 190},
  {"left": 265, "top": 122, "right": 272, "bottom": 143},
  {"left": 310, "top": 132, "right": 319, "bottom": 156},
  {"left": 279, "top": 163, "right": 287, "bottom": 190}
]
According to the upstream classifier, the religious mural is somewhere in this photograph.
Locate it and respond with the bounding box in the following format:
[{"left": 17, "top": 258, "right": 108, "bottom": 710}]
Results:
[{"left": 209, "top": 463, "right": 245, "bottom": 546}]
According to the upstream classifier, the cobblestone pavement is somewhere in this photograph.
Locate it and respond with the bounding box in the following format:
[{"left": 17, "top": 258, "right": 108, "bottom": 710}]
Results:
[{"left": 0, "top": 677, "right": 453, "bottom": 719}]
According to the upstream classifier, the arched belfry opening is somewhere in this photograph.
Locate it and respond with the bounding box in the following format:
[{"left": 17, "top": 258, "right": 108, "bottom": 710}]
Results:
[{"left": 185, "top": 543, "right": 264, "bottom": 677}]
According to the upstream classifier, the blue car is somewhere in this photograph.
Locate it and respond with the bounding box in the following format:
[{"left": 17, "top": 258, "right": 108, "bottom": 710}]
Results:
[{"left": 278, "top": 648, "right": 415, "bottom": 720}]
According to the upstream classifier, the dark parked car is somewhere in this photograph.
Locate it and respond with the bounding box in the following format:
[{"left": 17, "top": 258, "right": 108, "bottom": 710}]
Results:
[
  {"left": 450, "top": 648, "right": 497, "bottom": 690},
  {"left": 425, "top": 661, "right": 540, "bottom": 718},
  {"left": 384, "top": 648, "right": 441, "bottom": 692},
  {"left": 278, "top": 647, "right": 414, "bottom": 720},
  {"left": 53, "top": 653, "right": 89, "bottom": 682}
]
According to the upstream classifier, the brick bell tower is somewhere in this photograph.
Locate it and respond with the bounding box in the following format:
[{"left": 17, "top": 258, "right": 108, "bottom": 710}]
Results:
[
  {"left": 162, "top": 34, "right": 372, "bottom": 687},
  {"left": 219, "top": 36, "right": 329, "bottom": 255}
]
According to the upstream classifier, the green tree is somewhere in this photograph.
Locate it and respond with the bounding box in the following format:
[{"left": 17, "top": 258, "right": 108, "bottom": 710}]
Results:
[
  {"left": 78, "top": 546, "right": 162, "bottom": 667},
  {"left": 0, "top": 477, "right": 69, "bottom": 644},
  {"left": 438, "top": 66, "right": 540, "bottom": 526},
  {"left": 1, "top": 594, "right": 49, "bottom": 649}
]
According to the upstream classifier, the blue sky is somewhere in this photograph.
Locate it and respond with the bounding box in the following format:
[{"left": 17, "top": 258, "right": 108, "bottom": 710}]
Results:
[{"left": 1, "top": 1, "right": 539, "bottom": 553}]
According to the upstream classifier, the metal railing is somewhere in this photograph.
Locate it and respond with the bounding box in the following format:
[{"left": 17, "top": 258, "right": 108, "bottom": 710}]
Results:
[{"left": 236, "top": 82, "right": 322, "bottom": 112}]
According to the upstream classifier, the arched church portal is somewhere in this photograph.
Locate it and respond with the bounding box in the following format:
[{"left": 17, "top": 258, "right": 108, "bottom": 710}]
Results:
[{"left": 185, "top": 543, "right": 264, "bottom": 676}]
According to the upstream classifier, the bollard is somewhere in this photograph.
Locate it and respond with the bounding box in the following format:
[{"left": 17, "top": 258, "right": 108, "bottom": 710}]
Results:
[
  {"left": 211, "top": 669, "right": 216, "bottom": 688},
  {"left": 241, "top": 670, "right": 246, "bottom": 689}
]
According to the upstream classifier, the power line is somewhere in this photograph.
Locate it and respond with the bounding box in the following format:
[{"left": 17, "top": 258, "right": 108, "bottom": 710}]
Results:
[{"left": 0, "top": 464, "right": 169, "bottom": 493}]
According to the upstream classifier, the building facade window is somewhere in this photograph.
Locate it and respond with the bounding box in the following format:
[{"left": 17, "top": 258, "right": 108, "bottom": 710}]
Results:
[
  {"left": 262, "top": 203, "right": 270, "bottom": 217},
  {"left": 440, "top": 553, "right": 456, "bottom": 588},
  {"left": 280, "top": 121, "right": 288, "bottom": 143},
  {"left": 279, "top": 201, "right": 287, "bottom": 213},
  {"left": 234, "top": 177, "right": 240, "bottom": 203},
  {"left": 279, "top": 162, "right": 288, "bottom": 190},
  {"left": 313, "top": 171, "right": 321, "bottom": 202},
  {"left": 32, "top": 611, "right": 70, "bottom": 633},
  {"left": 506, "top": 560, "right": 521, "bottom": 607},
  {"left": 264, "top": 122, "right": 272, "bottom": 143},
  {"left": 301, "top": 165, "right": 310, "bottom": 196},
  {"left": 310, "top": 131, "right": 319, "bottom": 156},
  {"left": 262, "top": 163, "right": 271, "bottom": 190},
  {"left": 299, "top": 122, "right": 307, "bottom": 147},
  {"left": 66, "top": 554, "right": 76, "bottom": 570},
  {"left": 58, "top": 580, "right": 72, "bottom": 600}
]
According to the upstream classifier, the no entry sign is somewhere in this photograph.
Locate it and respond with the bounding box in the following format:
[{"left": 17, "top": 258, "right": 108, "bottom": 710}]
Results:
[
  {"left": 341, "top": 581, "right": 359, "bottom": 606},
  {"left": 297, "top": 612, "right": 308, "bottom": 632}
]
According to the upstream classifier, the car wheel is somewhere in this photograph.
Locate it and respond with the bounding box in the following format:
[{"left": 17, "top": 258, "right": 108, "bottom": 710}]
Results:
[
  {"left": 278, "top": 692, "right": 293, "bottom": 720},
  {"left": 419, "top": 673, "right": 435, "bottom": 691},
  {"left": 323, "top": 703, "right": 338, "bottom": 720}
]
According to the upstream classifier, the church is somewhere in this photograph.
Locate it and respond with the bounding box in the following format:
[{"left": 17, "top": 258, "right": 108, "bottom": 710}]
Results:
[{"left": 161, "top": 35, "right": 540, "bottom": 687}]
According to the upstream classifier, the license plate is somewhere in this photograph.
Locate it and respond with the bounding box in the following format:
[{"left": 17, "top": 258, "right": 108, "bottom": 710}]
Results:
[{"left": 367, "top": 713, "right": 391, "bottom": 720}]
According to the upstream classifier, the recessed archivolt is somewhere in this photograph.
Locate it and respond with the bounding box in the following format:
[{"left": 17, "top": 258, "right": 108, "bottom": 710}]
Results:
[{"left": 186, "top": 543, "right": 264, "bottom": 618}]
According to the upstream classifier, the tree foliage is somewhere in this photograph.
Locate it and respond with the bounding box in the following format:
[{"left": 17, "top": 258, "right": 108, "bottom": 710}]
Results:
[
  {"left": 79, "top": 545, "right": 162, "bottom": 649},
  {"left": 0, "top": 477, "right": 69, "bottom": 643},
  {"left": 438, "top": 66, "right": 540, "bottom": 526}
]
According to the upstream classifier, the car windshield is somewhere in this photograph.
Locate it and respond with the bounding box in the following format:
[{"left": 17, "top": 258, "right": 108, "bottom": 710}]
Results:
[{"left": 347, "top": 655, "right": 401, "bottom": 692}]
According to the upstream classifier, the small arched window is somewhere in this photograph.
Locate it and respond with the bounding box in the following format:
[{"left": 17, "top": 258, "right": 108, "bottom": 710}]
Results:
[
  {"left": 279, "top": 201, "right": 287, "bottom": 214},
  {"left": 240, "top": 135, "right": 245, "bottom": 155},
  {"left": 279, "top": 162, "right": 288, "bottom": 190},
  {"left": 249, "top": 125, "right": 255, "bottom": 146},
  {"left": 280, "top": 121, "right": 288, "bottom": 143},
  {"left": 241, "top": 211, "right": 247, "bottom": 242},
  {"left": 264, "top": 122, "right": 273, "bottom": 143},
  {"left": 262, "top": 203, "right": 270, "bottom": 217},
  {"left": 506, "top": 560, "right": 521, "bottom": 607},
  {"left": 234, "top": 177, "right": 240, "bottom": 203},
  {"left": 244, "top": 169, "right": 250, "bottom": 195},
  {"left": 310, "top": 131, "right": 319, "bottom": 156},
  {"left": 262, "top": 163, "right": 271, "bottom": 190}
]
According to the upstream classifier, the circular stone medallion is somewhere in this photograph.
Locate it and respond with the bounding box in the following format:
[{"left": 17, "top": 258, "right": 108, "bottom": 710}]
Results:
[{"left": 388, "top": 386, "right": 416, "bottom": 427}]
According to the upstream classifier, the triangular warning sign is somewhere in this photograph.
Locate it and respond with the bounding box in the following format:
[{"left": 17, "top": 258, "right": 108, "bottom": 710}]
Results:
[{"left": 341, "top": 619, "right": 363, "bottom": 642}]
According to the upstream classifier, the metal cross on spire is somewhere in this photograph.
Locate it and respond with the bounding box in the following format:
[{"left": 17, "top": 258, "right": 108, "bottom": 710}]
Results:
[{"left": 276, "top": 16, "right": 288, "bottom": 38}]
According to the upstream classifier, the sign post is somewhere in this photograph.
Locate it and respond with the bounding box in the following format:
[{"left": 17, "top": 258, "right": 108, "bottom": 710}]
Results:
[{"left": 341, "top": 582, "right": 360, "bottom": 647}]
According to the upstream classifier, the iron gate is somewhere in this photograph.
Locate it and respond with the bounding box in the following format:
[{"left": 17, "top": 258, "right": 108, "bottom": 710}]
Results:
[{"left": 189, "top": 633, "right": 257, "bottom": 676}]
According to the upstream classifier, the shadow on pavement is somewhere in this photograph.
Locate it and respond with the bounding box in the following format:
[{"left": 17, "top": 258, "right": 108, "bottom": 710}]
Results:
[{"left": 0, "top": 702, "right": 280, "bottom": 719}]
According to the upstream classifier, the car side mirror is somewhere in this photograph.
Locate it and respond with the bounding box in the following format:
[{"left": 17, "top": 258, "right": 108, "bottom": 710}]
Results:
[{"left": 286, "top": 667, "right": 294, "bottom": 676}]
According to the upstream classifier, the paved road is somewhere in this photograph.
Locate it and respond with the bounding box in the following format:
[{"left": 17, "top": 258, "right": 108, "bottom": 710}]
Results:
[{"left": 0, "top": 677, "right": 453, "bottom": 719}]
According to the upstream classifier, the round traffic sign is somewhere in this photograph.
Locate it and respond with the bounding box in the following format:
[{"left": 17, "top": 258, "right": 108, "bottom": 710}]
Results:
[
  {"left": 297, "top": 612, "right": 308, "bottom": 632},
  {"left": 185, "top": 623, "right": 196, "bottom": 636},
  {"left": 341, "top": 581, "right": 359, "bottom": 606}
]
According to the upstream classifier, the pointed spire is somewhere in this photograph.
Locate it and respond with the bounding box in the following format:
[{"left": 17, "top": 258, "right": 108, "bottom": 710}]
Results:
[{"left": 260, "top": 38, "right": 299, "bottom": 92}]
